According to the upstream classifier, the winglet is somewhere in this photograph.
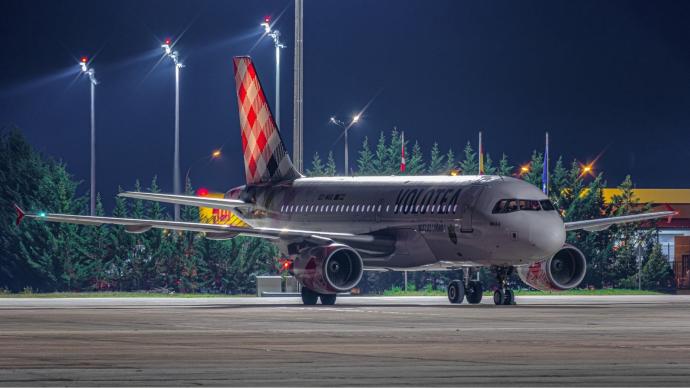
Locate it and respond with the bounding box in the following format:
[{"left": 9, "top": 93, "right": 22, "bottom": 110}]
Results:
[
  {"left": 13, "top": 204, "right": 25, "bottom": 226},
  {"left": 664, "top": 204, "right": 677, "bottom": 224}
]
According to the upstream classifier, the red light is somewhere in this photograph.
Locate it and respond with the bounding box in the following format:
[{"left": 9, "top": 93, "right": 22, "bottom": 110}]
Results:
[
  {"left": 196, "top": 188, "right": 209, "bottom": 196},
  {"left": 80, "top": 57, "right": 88, "bottom": 63},
  {"left": 264, "top": 16, "right": 271, "bottom": 23},
  {"left": 165, "top": 38, "right": 171, "bottom": 45}
]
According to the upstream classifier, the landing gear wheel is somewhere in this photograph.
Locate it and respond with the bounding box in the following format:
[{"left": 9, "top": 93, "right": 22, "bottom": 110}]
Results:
[
  {"left": 447, "top": 280, "right": 465, "bottom": 304},
  {"left": 503, "top": 289, "right": 515, "bottom": 305},
  {"left": 319, "top": 294, "right": 337, "bottom": 305},
  {"left": 301, "top": 287, "right": 319, "bottom": 305},
  {"left": 493, "top": 289, "right": 506, "bottom": 305},
  {"left": 465, "top": 281, "right": 483, "bottom": 304}
]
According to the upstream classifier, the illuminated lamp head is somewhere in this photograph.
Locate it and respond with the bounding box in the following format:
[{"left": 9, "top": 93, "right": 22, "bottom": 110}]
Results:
[{"left": 196, "top": 187, "right": 209, "bottom": 196}]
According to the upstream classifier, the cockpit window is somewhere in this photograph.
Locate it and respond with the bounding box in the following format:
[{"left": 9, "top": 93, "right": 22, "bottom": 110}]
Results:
[
  {"left": 540, "top": 199, "right": 556, "bottom": 211},
  {"left": 519, "top": 200, "right": 541, "bottom": 211},
  {"left": 492, "top": 199, "right": 519, "bottom": 214},
  {"left": 493, "top": 199, "right": 550, "bottom": 213},
  {"left": 492, "top": 200, "right": 508, "bottom": 214}
]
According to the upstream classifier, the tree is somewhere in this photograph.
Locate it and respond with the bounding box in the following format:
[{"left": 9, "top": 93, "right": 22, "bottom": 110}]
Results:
[
  {"left": 445, "top": 148, "right": 456, "bottom": 174},
  {"left": 458, "top": 142, "right": 477, "bottom": 175},
  {"left": 522, "top": 151, "right": 544, "bottom": 188},
  {"left": 83, "top": 193, "right": 112, "bottom": 290},
  {"left": 406, "top": 141, "right": 426, "bottom": 175},
  {"left": 639, "top": 243, "right": 674, "bottom": 290},
  {"left": 306, "top": 152, "right": 325, "bottom": 176},
  {"left": 483, "top": 153, "right": 497, "bottom": 175},
  {"left": 427, "top": 143, "right": 445, "bottom": 174},
  {"left": 325, "top": 151, "right": 337, "bottom": 176},
  {"left": 357, "top": 136, "right": 375, "bottom": 175},
  {"left": 373, "top": 131, "right": 389, "bottom": 174},
  {"left": 497, "top": 153, "right": 513, "bottom": 176}
]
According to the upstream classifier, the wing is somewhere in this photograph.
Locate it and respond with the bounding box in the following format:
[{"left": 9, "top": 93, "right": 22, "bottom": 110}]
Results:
[
  {"left": 14, "top": 205, "right": 355, "bottom": 241},
  {"left": 564, "top": 211, "right": 675, "bottom": 232},
  {"left": 118, "top": 192, "right": 252, "bottom": 211}
]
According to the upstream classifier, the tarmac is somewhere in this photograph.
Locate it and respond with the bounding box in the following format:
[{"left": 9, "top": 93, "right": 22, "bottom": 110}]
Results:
[{"left": 1, "top": 294, "right": 690, "bottom": 386}]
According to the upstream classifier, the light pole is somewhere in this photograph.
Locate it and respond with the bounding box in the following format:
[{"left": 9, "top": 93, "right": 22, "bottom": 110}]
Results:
[
  {"left": 329, "top": 114, "right": 360, "bottom": 175},
  {"left": 185, "top": 149, "right": 222, "bottom": 191},
  {"left": 161, "top": 38, "right": 184, "bottom": 221},
  {"left": 261, "top": 17, "right": 286, "bottom": 129},
  {"left": 79, "top": 57, "right": 98, "bottom": 216}
]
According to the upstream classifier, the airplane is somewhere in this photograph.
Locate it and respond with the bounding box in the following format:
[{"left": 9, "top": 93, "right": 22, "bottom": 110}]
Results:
[{"left": 14, "top": 56, "right": 674, "bottom": 306}]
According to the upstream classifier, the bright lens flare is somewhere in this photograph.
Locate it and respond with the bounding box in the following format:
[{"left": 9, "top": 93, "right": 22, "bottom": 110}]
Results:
[
  {"left": 579, "top": 162, "right": 595, "bottom": 178},
  {"left": 519, "top": 164, "right": 530, "bottom": 175},
  {"left": 211, "top": 150, "right": 222, "bottom": 158}
]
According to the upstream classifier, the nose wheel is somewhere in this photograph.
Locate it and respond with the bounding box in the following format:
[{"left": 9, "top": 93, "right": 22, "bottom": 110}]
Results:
[{"left": 493, "top": 266, "right": 516, "bottom": 305}]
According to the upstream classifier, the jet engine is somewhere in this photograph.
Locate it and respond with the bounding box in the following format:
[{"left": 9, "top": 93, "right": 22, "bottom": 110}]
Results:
[
  {"left": 292, "top": 244, "right": 364, "bottom": 294},
  {"left": 516, "top": 245, "right": 587, "bottom": 291}
]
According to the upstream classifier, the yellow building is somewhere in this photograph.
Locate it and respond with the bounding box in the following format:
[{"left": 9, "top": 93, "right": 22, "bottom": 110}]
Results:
[{"left": 602, "top": 189, "right": 690, "bottom": 289}]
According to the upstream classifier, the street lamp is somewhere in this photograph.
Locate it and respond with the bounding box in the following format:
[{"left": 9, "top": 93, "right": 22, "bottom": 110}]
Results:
[
  {"left": 260, "top": 17, "right": 286, "bottom": 130},
  {"left": 161, "top": 38, "right": 185, "bottom": 221},
  {"left": 329, "top": 115, "right": 360, "bottom": 175},
  {"left": 580, "top": 162, "right": 595, "bottom": 178},
  {"left": 185, "top": 149, "right": 222, "bottom": 191},
  {"left": 79, "top": 57, "right": 98, "bottom": 216}
]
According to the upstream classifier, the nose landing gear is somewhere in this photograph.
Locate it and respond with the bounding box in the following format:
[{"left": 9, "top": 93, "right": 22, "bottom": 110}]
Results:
[
  {"left": 493, "top": 266, "right": 516, "bottom": 305},
  {"left": 447, "top": 269, "right": 483, "bottom": 304}
]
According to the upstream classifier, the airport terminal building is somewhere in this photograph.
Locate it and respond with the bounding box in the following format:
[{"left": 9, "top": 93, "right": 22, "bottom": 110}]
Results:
[{"left": 603, "top": 189, "right": 690, "bottom": 290}]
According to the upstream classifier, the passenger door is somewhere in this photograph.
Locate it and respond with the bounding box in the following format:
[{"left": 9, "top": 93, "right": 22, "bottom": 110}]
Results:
[{"left": 459, "top": 185, "right": 483, "bottom": 233}]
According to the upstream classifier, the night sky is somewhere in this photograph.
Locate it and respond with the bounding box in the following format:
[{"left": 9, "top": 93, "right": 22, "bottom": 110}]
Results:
[{"left": 2, "top": 0, "right": 690, "bottom": 210}]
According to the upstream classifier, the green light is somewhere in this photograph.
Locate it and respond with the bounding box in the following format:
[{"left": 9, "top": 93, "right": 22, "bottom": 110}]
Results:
[{"left": 38, "top": 212, "right": 46, "bottom": 217}]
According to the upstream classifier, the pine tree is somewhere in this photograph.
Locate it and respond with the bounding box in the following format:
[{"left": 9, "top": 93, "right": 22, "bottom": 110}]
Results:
[
  {"left": 306, "top": 152, "right": 325, "bottom": 176},
  {"left": 83, "top": 193, "right": 112, "bottom": 290},
  {"left": 522, "top": 151, "right": 544, "bottom": 188},
  {"left": 483, "top": 153, "right": 497, "bottom": 175},
  {"left": 458, "top": 142, "right": 477, "bottom": 175},
  {"left": 427, "top": 142, "right": 445, "bottom": 174},
  {"left": 387, "top": 128, "right": 403, "bottom": 175},
  {"left": 374, "top": 131, "right": 389, "bottom": 175},
  {"left": 325, "top": 151, "right": 337, "bottom": 176},
  {"left": 406, "top": 141, "right": 426, "bottom": 175},
  {"left": 445, "top": 148, "right": 456, "bottom": 174},
  {"left": 640, "top": 243, "right": 674, "bottom": 290},
  {"left": 356, "top": 136, "right": 375, "bottom": 175},
  {"left": 497, "top": 153, "right": 513, "bottom": 176}
]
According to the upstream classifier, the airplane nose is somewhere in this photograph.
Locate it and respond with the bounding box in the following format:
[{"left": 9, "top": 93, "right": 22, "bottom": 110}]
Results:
[{"left": 530, "top": 215, "right": 566, "bottom": 257}]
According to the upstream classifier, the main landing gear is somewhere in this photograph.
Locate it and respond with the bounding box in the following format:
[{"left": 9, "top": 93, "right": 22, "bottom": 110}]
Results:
[
  {"left": 493, "top": 266, "right": 516, "bottom": 305},
  {"left": 447, "top": 269, "right": 483, "bottom": 305},
  {"left": 301, "top": 287, "right": 337, "bottom": 305}
]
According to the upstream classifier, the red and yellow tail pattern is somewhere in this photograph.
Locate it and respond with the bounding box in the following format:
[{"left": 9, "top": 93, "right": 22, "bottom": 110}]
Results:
[{"left": 233, "top": 56, "right": 301, "bottom": 185}]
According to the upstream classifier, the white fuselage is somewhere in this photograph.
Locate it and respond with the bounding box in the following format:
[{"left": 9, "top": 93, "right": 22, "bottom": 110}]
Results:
[{"left": 231, "top": 175, "right": 566, "bottom": 270}]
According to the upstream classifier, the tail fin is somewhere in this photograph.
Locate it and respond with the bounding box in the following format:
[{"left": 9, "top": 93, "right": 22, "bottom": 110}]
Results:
[{"left": 233, "top": 56, "right": 301, "bottom": 185}]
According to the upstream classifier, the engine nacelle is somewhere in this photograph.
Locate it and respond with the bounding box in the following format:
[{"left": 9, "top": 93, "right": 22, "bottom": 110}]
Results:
[
  {"left": 516, "top": 244, "right": 587, "bottom": 291},
  {"left": 292, "top": 244, "right": 364, "bottom": 294}
]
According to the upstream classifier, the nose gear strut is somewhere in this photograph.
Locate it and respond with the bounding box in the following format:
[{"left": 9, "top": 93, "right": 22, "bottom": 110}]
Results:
[{"left": 492, "top": 265, "right": 516, "bottom": 305}]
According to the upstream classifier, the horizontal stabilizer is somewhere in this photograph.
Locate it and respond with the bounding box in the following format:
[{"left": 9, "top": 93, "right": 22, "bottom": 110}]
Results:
[{"left": 118, "top": 192, "right": 251, "bottom": 211}]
